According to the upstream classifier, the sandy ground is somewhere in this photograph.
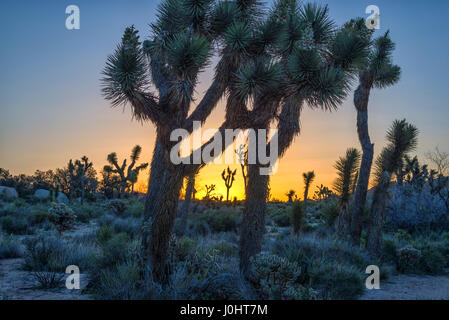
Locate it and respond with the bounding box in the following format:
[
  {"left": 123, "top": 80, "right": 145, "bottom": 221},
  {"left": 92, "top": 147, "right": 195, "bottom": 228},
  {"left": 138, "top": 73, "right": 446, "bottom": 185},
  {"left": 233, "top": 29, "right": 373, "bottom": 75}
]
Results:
[
  {"left": 0, "top": 258, "right": 91, "bottom": 300},
  {"left": 360, "top": 272, "right": 449, "bottom": 300}
]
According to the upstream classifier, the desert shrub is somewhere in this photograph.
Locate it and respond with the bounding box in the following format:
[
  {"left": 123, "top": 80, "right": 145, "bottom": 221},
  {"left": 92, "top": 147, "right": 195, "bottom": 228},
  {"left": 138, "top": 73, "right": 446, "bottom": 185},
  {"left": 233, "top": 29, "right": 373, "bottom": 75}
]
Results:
[
  {"left": 97, "top": 214, "right": 141, "bottom": 238},
  {"left": 271, "top": 235, "right": 367, "bottom": 299},
  {"left": 191, "top": 273, "right": 252, "bottom": 300},
  {"left": 419, "top": 246, "right": 446, "bottom": 274},
  {"left": 95, "top": 259, "right": 141, "bottom": 300},
  {"left": 106, "top": 199, "right": 127, "bottom": 215},
  {"left": 307, "top": 260, "right": 364, "bottom": 299},
  {"left": 0, "top": 234, "right": 23, "bottom": 258},
  {"left": 271, "top": 211, "right": 291, "bottom": 227},
  {"left": 193, "top": 209, "right": 241, "bottom": 233},
  {"left": 396, "top": 246, "right": 422, "bottom": 273},
  {"left": 211, "top": 241, "right": 238, "bottom": 257},
  {"left": 30, "top": 209, "right": 50, "bottom": 224},
  {"left": 48, "top": 202, "right": 76, "bottom": 234},
  {"left": 319, "top": 200, "right": 339, "bottom": 227},
  {"left": 248, "top": 254, "right": 302, "bottom": 300},
  {"left": 96, "top": 225, "right": 114, "bottom": 244},
  {"left": 0, "top": 215, "right": 28, "bottom": 234},
  {"left": 128, "top": 200, "right": 144, "bottom": 218},
  {"left": 382, "top": 238, "right": 398, "bottom": 264},
  {"left": 32, "top": 271, "right": 64, "bottom": 289},
  {"left": 72, "top": 203, "right": 104, "bottom": 222},
  {"left": 291, "top": 202, "right": 305, "bottom": 235},
  {"left": 23, "top": 236, "right": 93, "bottom": 272}
]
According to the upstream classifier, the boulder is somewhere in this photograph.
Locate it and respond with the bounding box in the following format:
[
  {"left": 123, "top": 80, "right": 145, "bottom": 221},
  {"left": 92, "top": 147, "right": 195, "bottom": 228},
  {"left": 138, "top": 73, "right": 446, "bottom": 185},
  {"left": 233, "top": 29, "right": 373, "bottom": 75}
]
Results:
[
  {"left": 0, "top": 186, "right": 19, "bottom": 200},
  {"left": 34, "top": 189, "right": 50, "bottom": 200},
  {"left": 56, "top": 192, "right": 69, "bottom": 203}
]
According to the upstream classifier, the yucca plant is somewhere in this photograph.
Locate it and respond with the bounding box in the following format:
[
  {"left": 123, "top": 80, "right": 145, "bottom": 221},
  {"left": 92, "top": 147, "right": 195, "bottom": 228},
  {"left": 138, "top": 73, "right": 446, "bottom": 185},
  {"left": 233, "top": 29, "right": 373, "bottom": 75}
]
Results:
[
  {"left": 104, "top": 145, "right": 148, "bottom": 198},
  {"left": 347, "top": 19, "right": 402, "bottom": 246},
  {"left": 366, "top": 119, "right": 418, "bottom": 257},
  {"left": 302, "top": 171, "right": 315, "bottom": 202},
  {"left": 102, "top": 0, "right": 264, "bottom": 282},
  {"left": 333, "top": 148, "right": 361, "bottom": 236},
  {"left": 237, "top": 1, "right": 370, "bottom": 273},
  {"left": 286, "top": 189, "right": 296, "bottom": 203}
]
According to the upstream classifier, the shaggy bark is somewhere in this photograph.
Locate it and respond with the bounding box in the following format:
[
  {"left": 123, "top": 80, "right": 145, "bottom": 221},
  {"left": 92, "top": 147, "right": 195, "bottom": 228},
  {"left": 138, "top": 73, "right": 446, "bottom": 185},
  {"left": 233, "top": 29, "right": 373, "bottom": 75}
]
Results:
[
  {"left": 239, "top": 163, "right": 269, "bottom": 273},
  {"left": 366, "top": 172, "right": 391, "bottom": 258},
  {"left": 350, "top": 79, "right": 374, "bottom": 246},
  {"left": 149, "top": 165, "right": 185, "bottom": 283}
]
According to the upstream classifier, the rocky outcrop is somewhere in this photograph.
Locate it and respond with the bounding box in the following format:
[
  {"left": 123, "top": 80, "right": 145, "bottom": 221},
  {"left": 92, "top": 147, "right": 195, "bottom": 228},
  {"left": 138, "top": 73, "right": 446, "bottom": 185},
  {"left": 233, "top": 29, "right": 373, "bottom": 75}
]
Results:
[
  {"left": 34, "top": 189, "right": 50, "bottom": 200},
  {"left": 0, "top": 186, "right": 18, "bottom": 200}
]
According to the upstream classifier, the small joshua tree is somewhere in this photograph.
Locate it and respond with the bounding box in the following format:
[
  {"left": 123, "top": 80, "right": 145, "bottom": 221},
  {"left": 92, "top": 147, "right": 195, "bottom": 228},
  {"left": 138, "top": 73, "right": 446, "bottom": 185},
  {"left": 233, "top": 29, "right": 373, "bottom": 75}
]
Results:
[
  {"left": 75, "top": 156, "right": 93, "bottom": 204},
  {"left": 302, "top": 171, "right": 315, "bottom": 203},
  {"left": 104, "top": 145, "right": 148, "bottom": 197},
  {"left": 291, "top": 201, "right": 305, "bottom": 236},
  {"left": 285, "top": 190, "right": 296, "bottom": 203},
  {"left": 221, "top": 166, "right": 237, "bottom": 202},
  {"left": 204, "top": 184, "right": 216, "bottom": 201},
  {"left": 333, "top": 148, "right": 361, "bottom": 236},
  {"left": 48, "top": 203, "right": 76, "bottom": 235}
]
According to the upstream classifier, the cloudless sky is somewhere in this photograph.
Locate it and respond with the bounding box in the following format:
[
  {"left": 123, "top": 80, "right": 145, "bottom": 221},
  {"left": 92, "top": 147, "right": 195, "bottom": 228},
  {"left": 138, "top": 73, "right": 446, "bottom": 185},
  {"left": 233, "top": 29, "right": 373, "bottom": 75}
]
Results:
[{"left": 1, "top": 0, "right": 448, "bottom": 200}]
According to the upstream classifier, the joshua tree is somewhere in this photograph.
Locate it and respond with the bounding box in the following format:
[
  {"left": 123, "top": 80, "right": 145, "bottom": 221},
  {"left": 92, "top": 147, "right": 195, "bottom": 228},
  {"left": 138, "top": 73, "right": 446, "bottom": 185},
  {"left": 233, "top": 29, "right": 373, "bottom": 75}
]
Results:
[
  {"left": 67, "top": 159, "right": 78, "bottom": 202},
  {"left": 102, "top": 0, "right": 267, "bottom": 282},
  {"left": 314, "top": 184, "right": 333, "bottom": 200},
  {"left": 104, "top": 145, "right": 148, "bottom": 197},
  {"left": 237, "top": 2, "right": 370, "bottom": 273},
  {"left": 333, "top": 148, "right": 361, "bottom": 236},
  {"left": 221, "top": 166, "right": 237, "bottom": 201},
  {"left": 236, "top": 144, "right": 248, "bottom": 195},
  {"left": 178, "top": 171, "right": 197, "bottom": 237},
  {"left": 75, "top": 156, "right": 93, "bottom": 204},
  {"left": 366, "top": 119, "right": 418, "bottom": 257},
  {"left": 286, "top": 190, "right": 296, "bottom": 203},
  {"left": 348, "top": 20, "right": 401, "bottom": 246},
  {"left": 204, "top": 184, "right": 216, "bottom": 200},
  {"left": 302, "top": 171, "right": 315, "bottom": 202}
]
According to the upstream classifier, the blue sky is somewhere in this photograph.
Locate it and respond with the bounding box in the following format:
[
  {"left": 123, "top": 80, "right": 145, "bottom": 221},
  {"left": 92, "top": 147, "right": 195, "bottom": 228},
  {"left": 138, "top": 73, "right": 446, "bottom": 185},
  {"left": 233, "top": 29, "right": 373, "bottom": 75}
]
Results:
[{"left": 0, "top": 0, "right": 448, "bottom": 198}]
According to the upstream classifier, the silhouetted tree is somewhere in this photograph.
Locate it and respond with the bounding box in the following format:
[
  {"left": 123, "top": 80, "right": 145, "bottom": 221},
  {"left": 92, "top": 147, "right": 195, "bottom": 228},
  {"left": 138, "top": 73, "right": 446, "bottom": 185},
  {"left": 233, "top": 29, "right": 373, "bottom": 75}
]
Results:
[{"left": 222, "top": 166, "right": 237, "bottom": 201}]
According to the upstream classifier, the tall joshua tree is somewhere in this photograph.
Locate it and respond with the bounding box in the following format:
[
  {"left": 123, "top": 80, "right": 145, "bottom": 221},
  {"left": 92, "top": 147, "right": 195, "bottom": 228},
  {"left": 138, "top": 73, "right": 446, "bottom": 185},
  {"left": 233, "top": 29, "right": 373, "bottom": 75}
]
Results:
[
  {"left": 178, "top": 171, "right": 197, "bottom": 237},
  {"left": 333, "top": 148, "right": 361, "bottom": 236},
  {"left": 222, "top": 166, "right": 237, "bottom": 201},
  {"left": 366, "top": 119, "right": 418, "bottom": 257},
  {"left": 348, "top": 20, "right": 401, "bottom": 246},
  {"left": 102, "top": 0, "right": 279, "bottom": 282},
  {"left": 104, "top": 145, "right": 148, "bottom": 197},
  {"left": 302, "top": 171, "right": 315, "bottom": 203},
  {"left": 75, "top": 156, "right": 93, "bottom": 204},
  {"left": 236, "top": 1, "right": 370, "bottom": 273}
]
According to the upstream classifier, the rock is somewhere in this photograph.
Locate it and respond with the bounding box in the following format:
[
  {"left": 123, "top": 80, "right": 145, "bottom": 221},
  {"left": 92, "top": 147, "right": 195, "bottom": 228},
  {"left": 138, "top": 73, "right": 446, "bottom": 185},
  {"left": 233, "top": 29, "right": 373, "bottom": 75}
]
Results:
[
  {"left": 34, "top": 189, "right": 50, "bottom": 200},
  {"left": 0, "top": 186, "right": 19, "bottom": 200},
  {"left": 192, "top": 273, "right": 251, "bottom": 300},
  {"left": 56, "top": 192, "right": 69, "bottom": 203}
]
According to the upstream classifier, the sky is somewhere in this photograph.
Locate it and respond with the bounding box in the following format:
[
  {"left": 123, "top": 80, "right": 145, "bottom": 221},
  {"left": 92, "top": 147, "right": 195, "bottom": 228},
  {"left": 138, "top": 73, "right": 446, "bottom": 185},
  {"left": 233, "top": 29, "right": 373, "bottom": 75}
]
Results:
[{"left": 0, "top": 0, "right": 448, "bottom": 200}]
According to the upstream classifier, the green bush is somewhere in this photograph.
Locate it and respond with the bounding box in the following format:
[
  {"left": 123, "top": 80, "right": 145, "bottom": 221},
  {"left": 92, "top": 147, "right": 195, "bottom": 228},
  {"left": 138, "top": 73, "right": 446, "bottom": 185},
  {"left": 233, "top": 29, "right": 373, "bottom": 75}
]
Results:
[
  {"left": 396, "top": 246, "right": 422, "bottom": 273},
  {"left": 248, "top": 254, "right": 302, "bottom": 300},
  {"left": 319, "top": 200, "right": 339, "bottom": 227},
  {"left": 272, "top": 211, "right": 291, "bottom": 227},
  {"left": 291, "top": 202, "right": 305, "bottom": 235},
  {"left": 47, "top": 203, "right": 76, "bottom": 235},
  {"left": 419, "top": 246, "right": 445, "bottom": 274},
  {"left": 0, "top": 234, "right": 23, "bottom": 258},
  {"left": 0, "top": 215, "right": 28, "bottom": 234},
  {"left": 194, "top": 209, "right": 241, "bottom": 233}
]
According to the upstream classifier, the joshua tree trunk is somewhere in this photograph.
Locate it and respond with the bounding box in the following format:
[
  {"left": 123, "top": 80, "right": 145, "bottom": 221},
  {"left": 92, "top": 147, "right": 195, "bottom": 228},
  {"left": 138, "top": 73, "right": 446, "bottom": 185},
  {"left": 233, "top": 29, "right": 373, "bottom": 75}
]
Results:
[
  {"left": 149, "top": 166, "right": 185, "bottom": 283},
  {"left": 337, "top": 202, "right": 350, "bottom": 236},
  {"left": 350, "top": 81, "right": 374, "bottom": 246},
  {"left": 239, "top": 163, "right": 269, "bottom": 274},
  {"left": 178, "top": 173, "right": 195, "bottom": 237},
  {"left": 366, "top": 172, "right": 391, "bottom": 258},
  {"left": 304, "top": 185, "right": 309, "bottom": 203}
]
